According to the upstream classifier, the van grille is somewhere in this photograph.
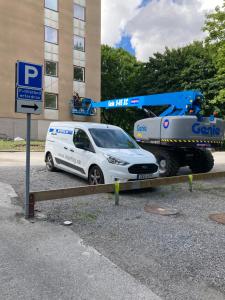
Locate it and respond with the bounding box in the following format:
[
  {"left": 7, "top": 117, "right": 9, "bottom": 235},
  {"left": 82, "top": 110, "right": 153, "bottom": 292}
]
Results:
[{"left": 128, "top": 164, "right": 158, "bottom": 174}]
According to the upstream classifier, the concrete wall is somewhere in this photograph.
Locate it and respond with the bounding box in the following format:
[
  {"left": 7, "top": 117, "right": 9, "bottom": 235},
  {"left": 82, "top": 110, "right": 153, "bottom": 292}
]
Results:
[
  {"left": 0, "top": 0, "right": 44, "bottom": 121},
  {"left": 0, "top": 118, "right": 50, "bottom": 140},
  {"left": 0, "top": 0, "right": 101, "bottom": 139},
  {"left": 58, "top": 0, "right": 74, "bottom": 121},
  {"left": 86, "top": 0, "right": 101, "bottom": 123}
]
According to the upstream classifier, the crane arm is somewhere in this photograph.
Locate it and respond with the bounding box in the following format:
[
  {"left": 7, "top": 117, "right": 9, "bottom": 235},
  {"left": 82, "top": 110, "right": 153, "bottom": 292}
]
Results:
[{"left": 71, "top": 90, "right": 203, "bottom": 117}]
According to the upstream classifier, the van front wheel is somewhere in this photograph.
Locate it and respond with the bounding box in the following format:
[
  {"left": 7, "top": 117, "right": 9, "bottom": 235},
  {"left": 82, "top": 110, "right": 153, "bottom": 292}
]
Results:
[
  {"left": 46, "top": 153, "right": 56, "bottom": 172},
  {"left": 88, "top": 166, "right": 104, "bottom": 185}
]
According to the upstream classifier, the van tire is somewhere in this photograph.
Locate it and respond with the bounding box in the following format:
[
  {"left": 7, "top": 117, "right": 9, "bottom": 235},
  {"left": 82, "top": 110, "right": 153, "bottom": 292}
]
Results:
[
  {"left": 46, "top": 153, "right": 56, "bottom": 172},
  {"left": 88, "top": 165, "right": 104, "bottom": 185}
]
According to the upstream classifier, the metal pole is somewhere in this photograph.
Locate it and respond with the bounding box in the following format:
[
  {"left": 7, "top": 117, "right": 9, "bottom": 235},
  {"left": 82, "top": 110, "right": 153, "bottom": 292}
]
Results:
[{"left": 25, "top": 113, "right": 31, "bottom": 219}]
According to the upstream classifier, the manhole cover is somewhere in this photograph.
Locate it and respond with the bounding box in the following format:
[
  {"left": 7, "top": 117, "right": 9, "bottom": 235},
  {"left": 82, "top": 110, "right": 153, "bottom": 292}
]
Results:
[
  {"left": 144, "top": 205, "right": 179, "bottom": 216},
  {"left": 209, "top": 213, "right": 225, "bottom": 225}
]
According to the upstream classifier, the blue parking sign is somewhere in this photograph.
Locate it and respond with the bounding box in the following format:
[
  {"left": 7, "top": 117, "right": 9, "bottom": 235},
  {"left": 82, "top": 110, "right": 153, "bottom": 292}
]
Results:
[
  {"left": 16, "top": 61, "right": 43, "bottom": 114},
  {"left": 17, "top": 61, "right": 42, "bottom": 89}
]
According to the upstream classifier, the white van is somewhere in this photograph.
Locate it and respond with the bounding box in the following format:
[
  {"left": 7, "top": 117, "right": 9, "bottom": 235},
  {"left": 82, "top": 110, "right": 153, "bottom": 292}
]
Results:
[{"left": 45, "top": 122, "right": 159, "bottom": 184}]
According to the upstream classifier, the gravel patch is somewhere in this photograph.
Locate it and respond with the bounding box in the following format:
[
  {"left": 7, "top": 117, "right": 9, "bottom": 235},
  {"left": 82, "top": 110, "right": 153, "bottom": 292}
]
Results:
[
  {"left": 0, "top": 166, "right": 86, "bottom": 202},
  {"left": 1, "top": 166, "right": 225, "bottom": 299}
]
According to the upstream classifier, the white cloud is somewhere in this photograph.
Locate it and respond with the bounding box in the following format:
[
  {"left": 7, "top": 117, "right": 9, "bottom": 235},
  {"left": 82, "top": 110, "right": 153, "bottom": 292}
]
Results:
[
  {"left": 101, "top": 0, "right": 224, "bottom": 61},
  {"left": 199, "top": 0, "right": 223, "bottom": 11},
  {"left": 101, "top": 0, "right": 142, "bottom": 46}
]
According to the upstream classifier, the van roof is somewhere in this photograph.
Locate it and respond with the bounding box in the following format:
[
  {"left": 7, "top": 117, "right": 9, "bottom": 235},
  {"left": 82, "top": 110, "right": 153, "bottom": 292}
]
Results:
[{"left": 49, "top": 122, "right": 120, "bottom": 130}]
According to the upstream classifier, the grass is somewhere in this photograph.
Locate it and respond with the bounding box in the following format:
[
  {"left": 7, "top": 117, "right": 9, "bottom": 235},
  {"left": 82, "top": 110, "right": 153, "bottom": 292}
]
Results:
[{"left": 0, "top": 140, "right": 45, "bottom": 152}]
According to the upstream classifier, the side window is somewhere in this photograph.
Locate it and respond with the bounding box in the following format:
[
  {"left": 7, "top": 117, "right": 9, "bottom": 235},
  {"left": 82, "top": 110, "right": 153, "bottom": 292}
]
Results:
[{"left": 73, "top": 129, "right": 92, "bottom": 150}]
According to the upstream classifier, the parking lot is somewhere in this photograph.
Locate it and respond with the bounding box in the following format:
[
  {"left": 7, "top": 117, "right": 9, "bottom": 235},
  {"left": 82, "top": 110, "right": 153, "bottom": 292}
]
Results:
[{"left": 1, "top": 151, "right": 225, "bottom": 299}]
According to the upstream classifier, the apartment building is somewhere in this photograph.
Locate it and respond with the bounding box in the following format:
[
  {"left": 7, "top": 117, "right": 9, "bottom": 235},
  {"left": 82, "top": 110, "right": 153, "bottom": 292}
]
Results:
[{"left": 0, "top": 0, "right": 101, "bottom": 139}]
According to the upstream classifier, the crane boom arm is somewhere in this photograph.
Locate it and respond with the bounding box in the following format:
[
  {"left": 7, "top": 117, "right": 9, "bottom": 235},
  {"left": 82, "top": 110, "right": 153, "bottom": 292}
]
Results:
[{"left": 72, "top": 90, "right": 203, "bottom": 117}]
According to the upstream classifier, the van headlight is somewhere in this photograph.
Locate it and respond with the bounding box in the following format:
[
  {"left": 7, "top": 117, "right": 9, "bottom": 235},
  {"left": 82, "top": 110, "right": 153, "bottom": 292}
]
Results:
[{"left": 104, "top": 154, "right": 129, "bottom": 166}]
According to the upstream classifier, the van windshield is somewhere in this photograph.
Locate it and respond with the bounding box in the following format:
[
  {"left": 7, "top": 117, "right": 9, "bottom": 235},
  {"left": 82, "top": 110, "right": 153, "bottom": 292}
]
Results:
[{"left": 89, "top": 128, "right": 139, "bottom": 149}]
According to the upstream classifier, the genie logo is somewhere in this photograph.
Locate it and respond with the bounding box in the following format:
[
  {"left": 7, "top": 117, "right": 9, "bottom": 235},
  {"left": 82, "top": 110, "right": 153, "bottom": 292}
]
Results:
[
  {"left": 192, "top": 122, "right": 220, "bottom": 136},
  {"left": 163, "top": 119, "right": 170, "bottom": 129},
  {"left": 137, "top": 124, "right": 147, "bottom": 132},
  {"left": 131, "top": 99, "right": 139, "bottom": 104}
]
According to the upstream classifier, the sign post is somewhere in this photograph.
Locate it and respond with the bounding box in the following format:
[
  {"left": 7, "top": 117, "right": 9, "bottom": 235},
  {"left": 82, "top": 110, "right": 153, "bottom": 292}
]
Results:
[
  {"left": 15, "top": 61, "right": 43, "bottom": 218},
  {"left": 25, "top": 113, "right": 31, "bottom": 218}
]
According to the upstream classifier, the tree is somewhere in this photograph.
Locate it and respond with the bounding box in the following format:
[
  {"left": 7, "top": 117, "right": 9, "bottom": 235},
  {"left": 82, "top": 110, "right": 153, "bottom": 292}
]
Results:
[
  {"left": 101, "top": 45, "right": 140, "bottom": 100},
  {"left": 101, "top": 45, "right": 144, "bottom": 132},
  {"left": 203, "top": 1, "right": 225, "bottom": 115},
  {"left": 138, "top": 42, "right": 217, "bottom": 115}
]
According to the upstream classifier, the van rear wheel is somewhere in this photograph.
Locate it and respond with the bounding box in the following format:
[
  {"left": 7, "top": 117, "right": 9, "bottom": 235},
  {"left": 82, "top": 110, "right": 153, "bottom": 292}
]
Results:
[
  {"left": 46, "top": 153, "right": 56, "bottom": 172},
  {"left": 88, "top": 166, "right": 104, "bottom": 185}
]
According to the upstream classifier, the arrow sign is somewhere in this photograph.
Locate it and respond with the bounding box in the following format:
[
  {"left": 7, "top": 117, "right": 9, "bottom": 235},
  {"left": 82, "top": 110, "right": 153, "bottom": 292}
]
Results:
[
  {"left": 16, "top": 100, "right": 42, "bottom": 115},
  {"left": 21, "top": 104, "right": 38, "bottom": 111}
]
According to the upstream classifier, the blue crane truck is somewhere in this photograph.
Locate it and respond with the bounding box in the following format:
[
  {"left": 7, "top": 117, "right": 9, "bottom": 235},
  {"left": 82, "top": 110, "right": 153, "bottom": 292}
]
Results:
[{"left": 71, "top": 90, "right": 225, "bottom": 176}]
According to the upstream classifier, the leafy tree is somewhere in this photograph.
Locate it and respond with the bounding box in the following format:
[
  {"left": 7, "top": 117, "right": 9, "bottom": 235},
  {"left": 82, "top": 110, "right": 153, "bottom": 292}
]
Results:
[
  {"left": 138, "top": 42, "right": 217, "bottom": 115},
  {"left": 203, "top": 1, "right": 225, "bottom": 115},
  {"left": 204, "top": 2, "right": 225, "bottom": 47},
  {"left": 101, "top": 45, "right": 144, "bottom": 132},
  {"left": 101, "top": 45, "right": 140, "bottom": 100}
]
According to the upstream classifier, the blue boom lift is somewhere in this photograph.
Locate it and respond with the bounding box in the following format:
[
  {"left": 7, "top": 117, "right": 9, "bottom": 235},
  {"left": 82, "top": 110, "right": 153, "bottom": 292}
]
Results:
[{"left": 72, "top": 91, "right": 225, "bottom": 176}]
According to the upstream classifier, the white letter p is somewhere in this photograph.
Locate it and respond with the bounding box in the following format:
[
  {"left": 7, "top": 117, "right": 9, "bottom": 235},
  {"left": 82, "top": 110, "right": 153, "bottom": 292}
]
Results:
[{"left": 25, "top": 65, "right": 38, "bottom": 85}]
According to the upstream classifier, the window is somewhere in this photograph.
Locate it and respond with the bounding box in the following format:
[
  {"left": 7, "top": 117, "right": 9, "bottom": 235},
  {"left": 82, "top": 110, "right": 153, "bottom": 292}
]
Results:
[
  {"left": 45, "top": 26, "right": 58, "bottom": 44},
  {"left": 74, "top": 35, "right": 85, "bottom": 52},
  {"left": 45, "top": 0, "right": 58, "bottom": 11},
  {"left": 74, "top": 66, "right": 85, "bottom": 82},
  {"left": 73, "top": 129, "right": 93, "bottom": 151},
  {"left": 74, "top": 4, "right": 85, "bottom": 21},
  {"left": 89, "top": 128, "right": 139, "bottom": 149},
  {"left": 45, "top": 61, "right": 58, "bottom": 77},
  {"left": 45, "top": 93, "right": 58, "bottom": 109}
]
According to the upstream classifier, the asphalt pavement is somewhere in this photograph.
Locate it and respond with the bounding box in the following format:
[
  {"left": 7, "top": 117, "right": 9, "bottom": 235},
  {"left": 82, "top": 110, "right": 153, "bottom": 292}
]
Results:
[
  {"left": 0, "top": 151, "right": 224, "bottom": 171},
  {"left": 1, "top": 151, "right": 225, "bottom": 300}
]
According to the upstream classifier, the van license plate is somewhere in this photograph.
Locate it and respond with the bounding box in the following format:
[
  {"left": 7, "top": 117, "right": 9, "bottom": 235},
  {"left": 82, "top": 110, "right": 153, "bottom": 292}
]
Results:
[{"left": 138, "top": 174, "right": 153, "bottom": 180}]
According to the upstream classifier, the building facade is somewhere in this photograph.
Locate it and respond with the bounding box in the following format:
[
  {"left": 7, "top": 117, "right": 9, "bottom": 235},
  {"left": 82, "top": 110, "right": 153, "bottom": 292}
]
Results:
[{"left": 0, "top": 0, "right": 101, "bottom": 140}]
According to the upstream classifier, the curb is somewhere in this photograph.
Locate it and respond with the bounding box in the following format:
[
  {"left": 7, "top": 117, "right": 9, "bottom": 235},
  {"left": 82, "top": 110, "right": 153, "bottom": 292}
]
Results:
[
  {"left": 0, "top": 182, "right": 20, "bottom": 208},
  {"left": 9, "top": 189, "right": 20, "bottom": 206},
  {"left": 0, "top": 150, "right": 44, "bottom": 153}
]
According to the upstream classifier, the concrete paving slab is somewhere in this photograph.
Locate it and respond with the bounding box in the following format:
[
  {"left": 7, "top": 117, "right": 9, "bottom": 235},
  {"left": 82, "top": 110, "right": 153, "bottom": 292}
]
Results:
[{"left": 0, "top": 182, "right": 161, "bottom": 300}]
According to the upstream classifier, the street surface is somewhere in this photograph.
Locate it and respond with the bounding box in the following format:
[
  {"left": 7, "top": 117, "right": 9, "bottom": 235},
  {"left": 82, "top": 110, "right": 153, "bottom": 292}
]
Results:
[
  {"left": 0, "top": 182, "right": 160, "bottom": 300},
  {"left": 0, "top": 151, "right": 225, "bottom": 299},
  {"left": 0, "top": 151, "right": 224, "bottom": 171}
]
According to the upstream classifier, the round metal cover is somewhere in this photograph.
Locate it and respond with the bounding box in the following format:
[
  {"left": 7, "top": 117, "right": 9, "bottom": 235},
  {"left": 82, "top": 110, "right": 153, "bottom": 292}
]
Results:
[
  {"left": 63, "top": 221, "right": 73, "bottom": 226},
  {"left": 144, "top": 205, "right": 179, "bottom": 216},
  {"left": 209, "top": 213, "right": 225, "bottom": 225}
]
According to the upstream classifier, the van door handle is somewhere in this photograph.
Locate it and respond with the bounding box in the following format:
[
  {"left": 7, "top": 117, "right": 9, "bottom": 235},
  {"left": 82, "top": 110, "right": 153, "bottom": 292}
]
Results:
[
  {"left": 64, "top": 147, "right": 68, "bottom": 150},
  {"left": 70, "top": 149, "right": 74, "bottom": 153}
]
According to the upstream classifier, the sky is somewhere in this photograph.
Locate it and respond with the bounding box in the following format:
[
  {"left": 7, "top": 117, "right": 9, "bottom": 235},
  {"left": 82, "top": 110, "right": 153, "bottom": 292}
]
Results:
[{"left": 101, "top": 0, "right": 224, "bottom": 62}]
